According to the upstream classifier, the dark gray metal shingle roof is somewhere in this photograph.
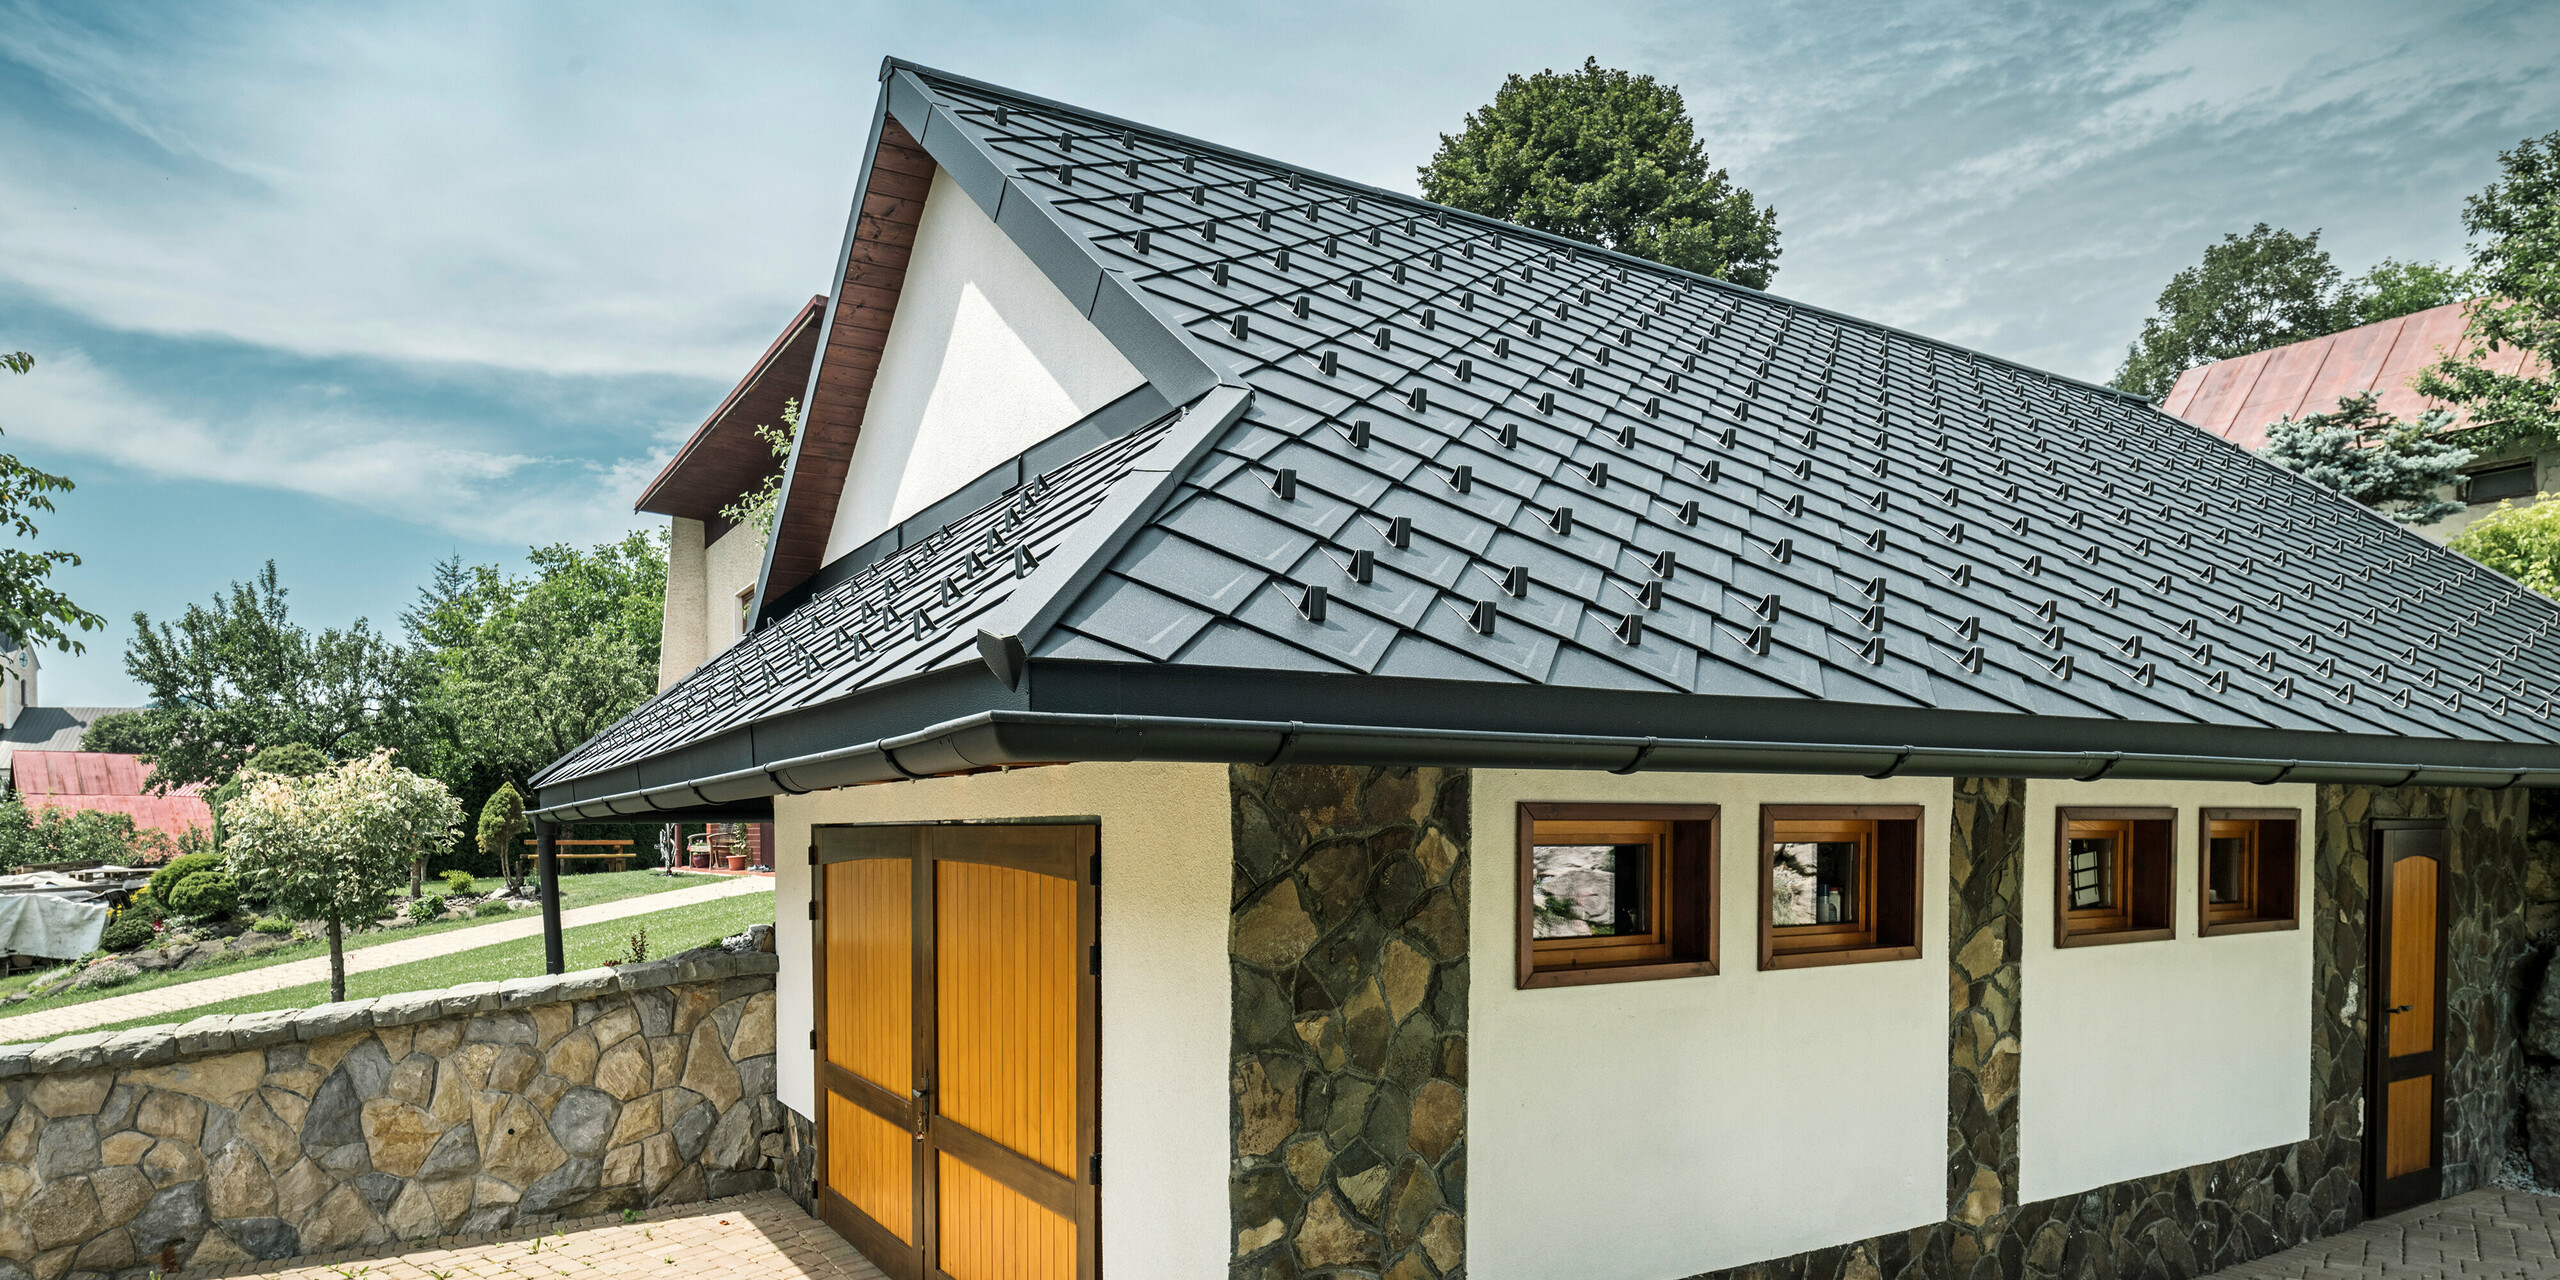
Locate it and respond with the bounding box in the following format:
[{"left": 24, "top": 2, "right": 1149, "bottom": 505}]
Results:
[{"left": 535, "top": 60, "right": 2560, "bottom": 802}]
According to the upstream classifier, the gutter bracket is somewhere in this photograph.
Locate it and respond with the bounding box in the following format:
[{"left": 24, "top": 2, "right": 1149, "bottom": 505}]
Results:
[
  {"left": 1265, "top": 721, "right": 1306, "bottom": 768},
  {"left": 2259, "top": 762, "right": 2300, "bottom": 786},
  {"left": 2075, "top": 755, "right": 2122, "bottom": 783},
  {"left": 1865, "top": 748, "right": 1915, "bottom": 780},
  {"left": 1612, "top": 738, "right": 1658, "bottom": 775}
]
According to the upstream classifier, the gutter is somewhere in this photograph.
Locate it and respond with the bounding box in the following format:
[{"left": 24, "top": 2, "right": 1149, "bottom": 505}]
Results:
[{"left": 530, "top": 708, "right": 2551, "bottom": 821}]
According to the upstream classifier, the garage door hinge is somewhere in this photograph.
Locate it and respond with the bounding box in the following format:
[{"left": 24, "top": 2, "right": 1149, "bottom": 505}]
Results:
[
  {"left": 808, "top": 901, "right": 818, "bottom": 921},
  {"left": 1088, "top": 943, "right": 1100, "bottom": 975},
  {"left": 1089, "top": 1152, "right": 1100, "bottom": 1185},
  {"left": 807, "top": 844, "right": 818, "bottom": 866},
  {"left": 1089, "top": 852, "right": 1100, "bottom": 886},
  {"left": 808, "top": 1029, "right": 818, "bottom": 1050}
]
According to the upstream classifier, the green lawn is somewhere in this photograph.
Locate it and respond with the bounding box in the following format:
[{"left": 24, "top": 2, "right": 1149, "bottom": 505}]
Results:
[
  {"left": 0, "top": 869, "right": 718, "bottom": 1018},
  {"left": 78, "top": 891, "right": 777, "bottom": 1038}
]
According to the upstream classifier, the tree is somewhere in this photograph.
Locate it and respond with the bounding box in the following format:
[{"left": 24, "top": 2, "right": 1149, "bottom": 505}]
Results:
[
  {"left": 0, "top": 351, "right": 107, "bottom": 653},
  {"left": 2343, "top": 258, "right": 2469, "bottom": 328},
  {"left": 0, "top": 801, "right": 155, "bottom": 868},
  {"left": 1419, "top": 58, "right": 1780, "bottom": 289},
  {"left": 2416, "top": 129, "right": 2560, "bottom": 455},
  {"left": 120, "top": 562, "right": 428, "bottom": 792},
  {"left": 222, "top": 748, "right": 462, "bottom": 1002},
  {"left": 718, "top": 401, "right": 798, "bottom": 544},
  {"left": 77, "top": 710, "right": 158, "bottom": 755},
  {"left": 2259, "top": 393, "right": 2472, "bottom": 525},
  {"left": 2114, "top": 224, "right": 2354, "bottom": 400},
  {"left": 477, "top": 781, "right": 528, "bottom": 896},
  {"left": 206, "top": 742, "right": 332, "bottom": 846},
  {"left": 408, "top": 533, "right": 664, "bottom": 792},
  {"left": 2453, "top": 498, "right": 2560, "bottom": 597}
]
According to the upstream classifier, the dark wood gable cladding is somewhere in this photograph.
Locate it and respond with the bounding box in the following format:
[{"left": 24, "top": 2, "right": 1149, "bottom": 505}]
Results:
[
  {"left": 761, "top": 119, "right": 935, "bottom": 605},
  {"left": 637, "top": 294, "right": 828, "bottom": 543}
]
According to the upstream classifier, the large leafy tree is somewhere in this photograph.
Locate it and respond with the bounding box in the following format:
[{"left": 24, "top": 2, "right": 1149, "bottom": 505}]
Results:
[
  {"left": 119, "top": 562, "right": 429, "bottom": 792},
  {"left": 2259, "top": 393, "right": 2471, "bottom": 525},
  {"left": 2343, "top": 258, "right": 2470, "bottom": 328},
  {"left": 2114, "top": 224, "right": 2355, "bottom": 400},
  {"left": 2416, "top": 129, "right": 2560, "bottom": 455},
  {"left": 1419, "top": 58, "right": 1779, "bottom": 289},
  {"left": 2453, "top": 498, "right": 2560, "bottom": 598},
  {"left": 0, "top": 351, "right": 107, "bottom": 653},
  {"left": 408, "top": 531, "right": 665, "bottom": 791},
  {"left": 223, "top": 748, "right": 462, "bottom": 1002}
]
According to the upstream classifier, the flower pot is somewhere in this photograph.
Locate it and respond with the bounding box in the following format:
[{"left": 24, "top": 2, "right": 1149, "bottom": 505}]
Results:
[
  {"left": 691, "top": 851, "right": 710, "bottom": 869},
  {"left": 727, "top": 854, "right": 750, "bottom": 872}
]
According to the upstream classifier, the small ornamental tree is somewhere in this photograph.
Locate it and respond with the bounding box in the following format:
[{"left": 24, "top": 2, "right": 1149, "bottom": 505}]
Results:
[
  {"left": 477, "top": 781, "right": 528, "bottom": 895},
  {"left": 223, "top": 748, "right": 463, "bottom": 1002},
  {"left": 2451, "top": 498, "right": 2560, "bottom": 598},
  {"left": 2259, "top": 393, "right": 2472, "bottom": 525}
]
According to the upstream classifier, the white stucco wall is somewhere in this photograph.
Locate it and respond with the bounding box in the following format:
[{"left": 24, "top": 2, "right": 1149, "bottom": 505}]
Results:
[
  {"left": 771, "top": 762, "right": 1230, "bottom": 1280},
  {"left": 819, "top": 166, "right": 1146, "bottom": 563},
  {"left": 1467, "top": 770, "right": 1952, "bottom": 1280},
  {"left": 658, "top": 517, "right": 708, "bottom": 691},
  {"left": 2017, "top": 779, "right": 2317, "bottom": 1202},
  {"left": 697, "top": 521, "right": 764, "bottom": 662}
]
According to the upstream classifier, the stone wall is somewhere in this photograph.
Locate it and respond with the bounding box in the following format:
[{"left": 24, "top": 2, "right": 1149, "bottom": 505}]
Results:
[
  {"left": 1686, "top": 780, "right": 2526, "bottom": 1280},
  {"left": 1228, "top": 764, "right": 1469, "bottom": 1280},
  {"left": 0, "top": 950, "right": 784, "bottom": 1280}
]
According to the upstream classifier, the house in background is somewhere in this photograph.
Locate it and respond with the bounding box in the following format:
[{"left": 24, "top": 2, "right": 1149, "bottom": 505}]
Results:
[
  {"left": 0, "top": 642, "right": 138, "bottom": 794},
  {"left": 9, "top": 751, "right": 210, "bottom": 852},
  {"left": 536, "top": 61, "right": 2560, "bottom": 1280},
  {"left": 2164, "top": 300, "right": 2553, "bottom": 543}
]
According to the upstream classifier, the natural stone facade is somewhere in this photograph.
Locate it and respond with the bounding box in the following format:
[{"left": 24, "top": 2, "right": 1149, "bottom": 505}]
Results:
[
  {"left": 1684, "top": 780, "right": 2527, "bottom": 1280},
  {"left": 1229, "top": 764, "right": 1469, "bottom": 1280},
  {"left": 0, "top": 951, "right": 783, "bottom": 1280}
]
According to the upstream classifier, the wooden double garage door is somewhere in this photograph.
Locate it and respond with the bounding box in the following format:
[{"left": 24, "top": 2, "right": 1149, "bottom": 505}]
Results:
[{"left": 815, "top": 822, "right": 1098, "bottom": 1280}]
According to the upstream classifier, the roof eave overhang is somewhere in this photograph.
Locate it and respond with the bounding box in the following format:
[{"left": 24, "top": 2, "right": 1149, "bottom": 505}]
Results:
[{"left": 531, "top": 659, "right": 2560, "bottom": 821}]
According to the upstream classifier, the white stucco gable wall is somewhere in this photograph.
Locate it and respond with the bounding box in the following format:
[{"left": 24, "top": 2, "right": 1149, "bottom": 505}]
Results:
[{"left": 819, "top": 165, "right": 1147, "bottom": 563}]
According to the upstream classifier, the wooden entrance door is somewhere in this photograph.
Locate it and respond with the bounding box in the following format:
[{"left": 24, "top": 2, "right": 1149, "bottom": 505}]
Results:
[
  {"left": 814, "top": 823, "right": 1098, "bottom": 1280},
  {"left": 2368, "top": 819, "right": 2447, "bottom": 1215}
]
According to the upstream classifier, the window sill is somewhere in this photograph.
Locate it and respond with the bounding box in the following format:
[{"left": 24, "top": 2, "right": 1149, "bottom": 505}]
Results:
[
  {"left": 2056, "top": 925, "right": 2175, "bottom": 949},
  {"left": 2200, "top": 916, "right": 2298, "bottom": 937},
  {"left": 1760, "top": 943, "right": 1920, "bottom": 971},
  {"left": 1520, "top": 958, "right": 1717, "bottom": 989}
]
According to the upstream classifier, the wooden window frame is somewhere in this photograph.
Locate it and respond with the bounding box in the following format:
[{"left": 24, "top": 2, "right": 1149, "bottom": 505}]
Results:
[
  {"left": 1758, "top": 805, "right": 1923, "bottom": 971},
  {"left": 2053, "top": 807, "right": 2176, "bottom": 948},
  {"left": 2199, "top": 807, "right": 2302, "bottom": 936},
  {"left": 1516, "top": 803, "right": 1718, "bottom": 989}
]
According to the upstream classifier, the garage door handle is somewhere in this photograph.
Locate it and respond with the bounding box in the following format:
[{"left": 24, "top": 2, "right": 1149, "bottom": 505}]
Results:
[{"left": 913, "top": 1086, "right": 931, "bottom": 1139}]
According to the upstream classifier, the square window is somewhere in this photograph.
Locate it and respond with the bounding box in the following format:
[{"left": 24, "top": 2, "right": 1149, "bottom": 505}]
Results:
[
  {"left": 2054, "top": 809, "right": 2175, "bottom": 946},
  {"left": 1516, "top": 803, "right": 1716, "bottom": 988},
  {"left": 2199, "top": 809, "right": 2300, "bottom": 935},
  {"left": 1759, "top": 806, "right": 1922, "bottom": 970}
]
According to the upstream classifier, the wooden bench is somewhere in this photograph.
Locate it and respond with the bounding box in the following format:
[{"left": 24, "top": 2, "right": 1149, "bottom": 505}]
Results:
[{"left": 523, "top": 839, "right": 636, "bottom": 873}]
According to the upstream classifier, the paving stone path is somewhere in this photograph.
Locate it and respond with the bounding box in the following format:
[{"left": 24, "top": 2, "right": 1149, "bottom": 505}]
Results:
[
  {"left": 2214, "top": 1189, "right": 2560, "bottom": 1278},
  {"left": 187, "top": 1190, "right": 886, "bottom": 1280},
  {"left": 0, "top": 874, "right": 772, "bottom": 1042}
]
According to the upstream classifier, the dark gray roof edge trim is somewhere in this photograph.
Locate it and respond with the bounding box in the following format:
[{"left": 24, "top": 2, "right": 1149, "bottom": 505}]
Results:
[
  {"left": 756, "top": 380, "right": 1175, "bottom": 627},
  {"left": 968, "top": 385, "right": 1255, "bottom": 651},
  {"left": 750, "top": 77, "right": 897, "bottom": 626},
  {"left": 876, "top": 55, "right": 2156, "bottom": 411},
  {"left": 533, "top": 706, "right": 2548, "bottom": 821}
]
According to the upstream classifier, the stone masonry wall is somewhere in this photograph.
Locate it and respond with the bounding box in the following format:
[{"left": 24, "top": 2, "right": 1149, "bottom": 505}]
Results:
[
  {"left": 1689, "top": 780, "right": 2525, "bottom": 1280},
  {"left": 0, "top": 950, "right": 783, "bottom": 1280},
  {"left": 1229, "top": 764, "right": 1469, "bottom": 1280}
]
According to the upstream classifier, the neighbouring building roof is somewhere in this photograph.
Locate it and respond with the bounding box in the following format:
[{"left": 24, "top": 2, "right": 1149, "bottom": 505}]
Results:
[
  {"left": 0, "top": 707, "right": 133, "bottom": 757},
  {"left": 635, "top": 295, "right": 828, "bottom": 542},
  {"left": 531, "top": 60, "right": 2560, "bottom": 819},
  {"left": 10, "top": 750, "right": 212, "bottom": 841},
  {"left": 2163, "top": 301, "right": 2547, "bottom": 449}
]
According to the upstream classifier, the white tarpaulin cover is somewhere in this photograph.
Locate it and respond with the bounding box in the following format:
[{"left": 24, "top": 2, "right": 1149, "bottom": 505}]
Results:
[{"left": 0, "top": 893, "right": 109, "bottom": 960}]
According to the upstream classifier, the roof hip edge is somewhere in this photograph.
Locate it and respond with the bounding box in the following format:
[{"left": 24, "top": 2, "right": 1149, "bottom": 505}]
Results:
[{"left": 876, "top": 55, "right": 2157, "bottom": 410}]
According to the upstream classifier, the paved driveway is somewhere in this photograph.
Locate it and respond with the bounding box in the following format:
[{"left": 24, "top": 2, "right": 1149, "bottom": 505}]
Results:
[
  {"left": 189, "top": 1191, "right": 884, "bottom": 1280},
  {"left": 0, "top": 875, "right": 771, "bottom": 1042},
  {"left": 2215, "top": 1189, "right": 2560, "bottom": 1278}
]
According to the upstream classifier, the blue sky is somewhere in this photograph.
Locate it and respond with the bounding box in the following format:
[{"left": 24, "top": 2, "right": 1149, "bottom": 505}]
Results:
[{"left": 4, "top": 0, "right": 2556, "bottom": 704}]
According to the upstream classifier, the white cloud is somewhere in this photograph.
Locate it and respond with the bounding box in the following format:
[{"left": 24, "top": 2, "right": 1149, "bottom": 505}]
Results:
[{"left": 6, "top": 349, "right": 659, "bottom": 546}]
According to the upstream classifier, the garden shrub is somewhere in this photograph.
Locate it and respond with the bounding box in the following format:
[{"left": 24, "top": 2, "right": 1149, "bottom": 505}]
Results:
[
  {"left": 98, "top": 913, "right": 157, "bottom": 952},
  {"left": 148, "top": 851, "right": 224, "bottom": 904},
  {"left": 253, "top": 916, "right": 294, "bottom": 935},
  {"left": 407, "top": 893, "right": 447, "bottom": 922},
  {"left": 441, "top": 869, "right": 478, "bottom": 895},
  {"left": 167, "top": 870, "right": 240, "bottom": 918},
  {"left": 474, "top": 899, "right": 513, "bottom": 918}
]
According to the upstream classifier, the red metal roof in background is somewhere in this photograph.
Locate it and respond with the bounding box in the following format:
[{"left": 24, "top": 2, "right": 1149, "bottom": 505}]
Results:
[
  {"left": 11, "top": 751, "right": 211, "bottom": 841},
  {"left": 2162, "top": 301, "right": 2544, "bottom": 449}
]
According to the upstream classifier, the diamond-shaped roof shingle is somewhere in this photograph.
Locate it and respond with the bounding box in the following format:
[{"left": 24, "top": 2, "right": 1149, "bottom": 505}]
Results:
[{"left": 533, "top": 59, "right": 2560, "bottom": 818}]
